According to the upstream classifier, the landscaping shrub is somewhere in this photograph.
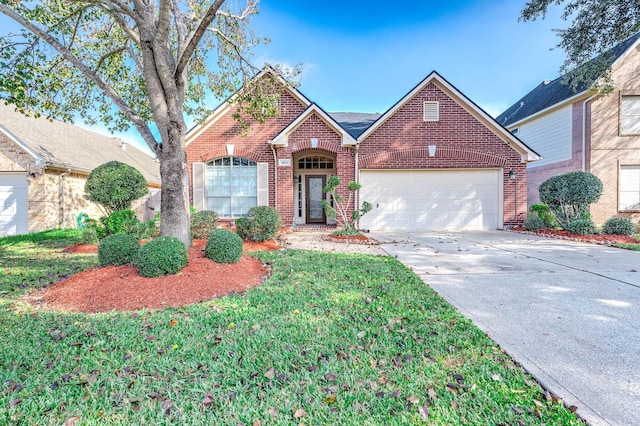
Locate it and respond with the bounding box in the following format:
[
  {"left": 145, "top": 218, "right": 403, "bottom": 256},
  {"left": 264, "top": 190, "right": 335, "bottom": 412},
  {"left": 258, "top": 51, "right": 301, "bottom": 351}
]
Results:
[
  {"left": 321, "top": 175, "right": 372, "bottom": 234},
  {"left": 523, "top": 215, "right": 546, "bottom": 231},
  {"left": 235, "top": 206, "right": 281, "bottom": 241},
  {"left": 85, "top": 161, "right": 148, "bottom": 213},
  {"left": 529, "top": 203, "right": 555, "bottom": 228},
  {"left": 98, "top": 234, "right": 140, "bottom": 266},
  {"left": 191, "top": 210, "right": 219, "bottom": 239},
  {"left": 81, "top": 227, "right": 99, "bottom": 244},
  {"left": 567, "top": 219, "right": 598, "bottom": 236},
  {"left": 101, "top": 209, "right": 139, "bottom": 236},
  {"left": 205, "top": 229, "right": 243, "bottom": 264},
  {"left": 602, "top": 217, "right": 635, "bottom": 236},
  {"left": 539, "top": 171, "right": 603, "bottom": 230},
  {"left": 138, "top": 237, "right": 187, "bottom": 277}
]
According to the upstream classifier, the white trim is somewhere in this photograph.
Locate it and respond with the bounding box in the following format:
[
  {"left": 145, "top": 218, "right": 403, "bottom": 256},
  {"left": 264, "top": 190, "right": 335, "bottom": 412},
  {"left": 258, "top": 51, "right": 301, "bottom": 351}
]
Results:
[
  {"left": 0, "top": 123, "right": 43, "bottom": 166},
  {"left": 423, "top": 101, "right": 439, "bottom": 121},
  {"left": 270, "top": 104, "right": 357, "bottom": 147},
  {"left": 505, "top": 90, "right": 591, "bottom": 129}
]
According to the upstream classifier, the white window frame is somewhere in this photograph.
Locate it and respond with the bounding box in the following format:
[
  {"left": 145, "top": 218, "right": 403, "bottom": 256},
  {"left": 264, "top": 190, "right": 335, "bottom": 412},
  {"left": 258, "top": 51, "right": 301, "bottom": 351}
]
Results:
[
  {"left": 619, "top": 164, "right": 640, "bottom": 212},
  {"left": 423, "top": 101, "right": 439, "bottom": 122},
  {"left": 620, "top": 95, "right": 640, "bottom": 136},
  {"left": 205, "top": 156, "right": 258, "bottom": 218}
]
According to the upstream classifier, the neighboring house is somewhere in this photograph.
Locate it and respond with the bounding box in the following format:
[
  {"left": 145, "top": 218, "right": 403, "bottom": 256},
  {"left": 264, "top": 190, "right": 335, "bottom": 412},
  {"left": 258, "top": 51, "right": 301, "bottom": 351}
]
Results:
[
  {"left": 0, "top": 102, "right": 161, "bottom": 236},
  {"left": 186, "top": 68, "right": 539, "bottom": 232},
  {"left": 497, "top": 33, "right": 640, "bottom": 225}
]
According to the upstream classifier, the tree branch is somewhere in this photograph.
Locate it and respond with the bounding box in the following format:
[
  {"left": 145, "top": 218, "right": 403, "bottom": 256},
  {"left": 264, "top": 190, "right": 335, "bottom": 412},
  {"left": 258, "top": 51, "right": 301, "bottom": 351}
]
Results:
[{"left": 0, "top": 4, "right": 158, "bottom": 150}]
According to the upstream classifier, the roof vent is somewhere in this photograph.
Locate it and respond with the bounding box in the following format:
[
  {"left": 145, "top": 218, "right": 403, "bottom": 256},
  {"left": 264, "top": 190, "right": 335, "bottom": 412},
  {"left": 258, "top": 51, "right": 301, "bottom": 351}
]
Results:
[
  {"left": 121, "top": 141, "right": 127, "bottom": 151},
  {"left": 543, "top": 80, "right": 551, "bottom": 85},
  {"left": 423, "top": 101, "right": 439, "bottom": 122}
]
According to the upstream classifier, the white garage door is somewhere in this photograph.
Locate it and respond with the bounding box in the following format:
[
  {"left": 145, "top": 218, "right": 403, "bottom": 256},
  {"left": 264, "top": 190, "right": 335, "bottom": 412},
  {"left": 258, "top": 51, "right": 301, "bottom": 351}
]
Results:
[
  {"left": 359, "top": 169, "right": 501, "bottom": 231},
  {"left": 0, "top": 173, "right": 28, "bottom": 236}
]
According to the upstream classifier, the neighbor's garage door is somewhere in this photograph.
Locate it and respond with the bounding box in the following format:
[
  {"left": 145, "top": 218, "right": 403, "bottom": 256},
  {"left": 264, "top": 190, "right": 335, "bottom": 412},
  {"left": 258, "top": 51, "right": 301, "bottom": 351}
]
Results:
[
  {"left": 0, "top": 173, "right": 28, "bottom": 236},
  {"left": 359, "top": 170, "right": 501, "bottom": 231}
]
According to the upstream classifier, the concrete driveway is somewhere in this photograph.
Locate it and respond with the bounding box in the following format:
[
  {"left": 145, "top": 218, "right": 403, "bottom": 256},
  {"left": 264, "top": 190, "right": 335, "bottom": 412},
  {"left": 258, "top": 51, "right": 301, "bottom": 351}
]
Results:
[{"left": 371, "top": 231, "right": 640, "bottom": 426}]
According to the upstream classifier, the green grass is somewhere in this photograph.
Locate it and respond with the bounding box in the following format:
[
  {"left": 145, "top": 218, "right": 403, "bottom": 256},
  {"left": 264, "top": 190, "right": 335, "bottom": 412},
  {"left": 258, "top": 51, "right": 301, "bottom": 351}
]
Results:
[
  {"left": 611, "top": 234, "right": 640, "bottom": 250},
  {"left": 0, "top": 232, "right": 582, "bottom": 425}
]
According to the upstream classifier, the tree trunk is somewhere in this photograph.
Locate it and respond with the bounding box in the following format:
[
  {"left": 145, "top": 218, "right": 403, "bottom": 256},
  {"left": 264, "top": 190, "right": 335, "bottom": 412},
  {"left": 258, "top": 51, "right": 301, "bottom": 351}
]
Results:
[{"left": 158, "top": 120, "right": 191, "bottom": 247}]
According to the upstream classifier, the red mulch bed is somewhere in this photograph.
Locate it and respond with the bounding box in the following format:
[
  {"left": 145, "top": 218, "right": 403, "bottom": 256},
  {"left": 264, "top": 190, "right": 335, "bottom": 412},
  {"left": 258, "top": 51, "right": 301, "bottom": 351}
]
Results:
[
  {"left": 516, "top": 228, "right": 640, "bottom": 245},
  {"left": 30, "top": 239, "right": 279, "bottom": 313}
]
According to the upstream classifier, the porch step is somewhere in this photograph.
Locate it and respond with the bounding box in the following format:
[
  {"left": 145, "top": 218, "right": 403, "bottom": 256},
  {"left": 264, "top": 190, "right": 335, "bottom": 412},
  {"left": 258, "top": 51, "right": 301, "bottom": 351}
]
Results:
[{"left": 292, "top": 224, "right": 337, "bottom": 232}]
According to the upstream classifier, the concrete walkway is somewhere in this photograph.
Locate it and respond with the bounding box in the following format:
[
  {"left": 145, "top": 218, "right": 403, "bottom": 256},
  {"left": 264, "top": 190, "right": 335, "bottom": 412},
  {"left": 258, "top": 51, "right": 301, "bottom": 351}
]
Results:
[{"left": 370, "top": 231, "right": 640, "bottom": 426}]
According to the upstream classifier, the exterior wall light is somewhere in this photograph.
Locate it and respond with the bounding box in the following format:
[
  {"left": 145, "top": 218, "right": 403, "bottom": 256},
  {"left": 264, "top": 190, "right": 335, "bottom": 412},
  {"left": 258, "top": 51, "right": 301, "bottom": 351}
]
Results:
[{"left": 509, "top": 170, "right": 516, "bottom": 180}]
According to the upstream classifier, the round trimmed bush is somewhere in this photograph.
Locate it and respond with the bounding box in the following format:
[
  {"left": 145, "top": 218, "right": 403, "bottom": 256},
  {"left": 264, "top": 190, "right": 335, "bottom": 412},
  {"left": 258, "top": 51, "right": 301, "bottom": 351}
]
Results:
[
  {"left": 191, "top": 210, "right": 219, "bottom": 239},
  {"left": 85, "top": 161, "right": 148, "bottom": 212},
  {"left": 205, "top": 229, "right": 243, "bottom": 264},
  {"left": 602, "top": 217, "right": 635, "bottom": 236},
  {"left": 98, "top": 234, "right": 140, "bottom": 266},
  {"left": 539, "top": 171, "right": 602, "bottom": 230},
  {"left": 138, "top": 237, "right": 187, "bottom": 277},
  {"left": 567, "top": 219, "right": 597, "bottom": 236},
  {"left": 523, "top": 215, "right": 546, "bottom": 231},
  {"left": 235, "top": 206, "right": 281, "bottom": 242}
]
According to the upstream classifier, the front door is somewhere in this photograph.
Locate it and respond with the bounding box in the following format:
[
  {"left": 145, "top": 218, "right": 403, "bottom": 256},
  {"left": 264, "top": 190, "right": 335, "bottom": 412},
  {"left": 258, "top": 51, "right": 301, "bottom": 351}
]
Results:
[{"left": 305, "top": 175, "right": 326, "bottom": 223}]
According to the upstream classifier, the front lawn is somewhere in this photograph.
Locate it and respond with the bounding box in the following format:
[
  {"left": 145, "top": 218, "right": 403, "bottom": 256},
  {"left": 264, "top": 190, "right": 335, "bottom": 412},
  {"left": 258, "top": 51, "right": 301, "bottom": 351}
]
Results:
[{"left": 0, "top": 232, "right": 581, "bottom": 424}]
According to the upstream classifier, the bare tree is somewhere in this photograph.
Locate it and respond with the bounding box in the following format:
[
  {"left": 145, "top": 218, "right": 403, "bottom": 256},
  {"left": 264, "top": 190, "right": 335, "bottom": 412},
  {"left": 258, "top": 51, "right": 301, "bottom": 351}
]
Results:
[{"left": 0, "top": 0, "right": 277, "bottom": 246}]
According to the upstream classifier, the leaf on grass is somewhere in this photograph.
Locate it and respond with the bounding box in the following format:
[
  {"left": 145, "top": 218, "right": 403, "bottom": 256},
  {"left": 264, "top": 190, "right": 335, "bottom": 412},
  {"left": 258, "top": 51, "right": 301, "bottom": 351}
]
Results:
[
  {"left": 293, "top": 408, "right": 307, "bottom": 418},
  {"left": 169, "top": 319, "right": 178, "bottom": 327},
  {"left": 253, "top": 421, "right": 261, "bottom": 426},
  {"left": 264, "top": 368, "right": 276, "bottom": 379},
  {"left": 9, "top": 399, "right": 21, "bottom": 407},
  {"left": 355, "top": 401, "right": 363, "bottom": 412},
  {"left": 450, "top": 400, "right": 458, "bottom": 409},
  {"left": 161, "top": 398, "right": 174, "bottom": 414},
  {"left": 324, "top": 372, "right": 338, "bottom": 382},
  {"left": 407, "top": 396, "right": 420, "bottom": 404},
  {"left": 453, "top": 373, "right": 464, "bottom": 384},
  {"left": 418, "top": 405, "right": 429, "bottom": 419},
  {"left": 123, "top": 353, "right": 132, "bottom": 361},
  {"left": 428, "top": 388, "right": 438, "bottom": 401},
  {"left": 511, "top": 405, "right": 523, "bottom": 415},
  {"left": 62, "top": 417, "right": 81, "bottom": 426},
  {"left": 375, "top": 391, "right": 385, "bottom": 398},
  {"left": 267, "top": 407, "right": 278, "bottom": 419},
  {"left": 202, "top": 391, "right": 215, "bottom": 408},
  {"left": 308, "top": 365, "right": 318, "bottom": 372},
  {"left": 491, "top": 374, "right": 501, "bottom": 381},
  {"left": 568, "top": 405, "right": 578, "bottom": 413},
  {"left": 325, "top": 395, "right": 336, "bottom": 404},
  {"left": 533, "top": 399, "right": 544, "bottom": 408}
]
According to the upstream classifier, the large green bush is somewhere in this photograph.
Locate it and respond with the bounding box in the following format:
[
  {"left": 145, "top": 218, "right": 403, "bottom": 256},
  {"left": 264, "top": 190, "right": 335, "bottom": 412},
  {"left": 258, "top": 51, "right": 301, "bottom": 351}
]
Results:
[
  {"left": 602, "top": 217, "right": 635, "bottom": 236},
  {"left": 190, "top": 210, "right": 219, "bottom": 239},
  {"left": 523, "top": 215, "right": 546, "bottom": 231},
  {"left": 567, "top": 219, "right": 598, "bottom": 236},
  {"left": 539, "top": 171, "right": 603, "bottom": 230},
  {"left": 85, "top": 161, "right": 148, "bottom": 213},
  {"left": 205, "top": 229, "right": 243, "bottom": 264},
  {"left": 138, "top": 237, "right": 188, "bottom": 277},
  {"left": 98, "top": 234, "right": 140, "bottom": 266},
  {"left": 235, "top": 206, "right": 281, "bottom": 242}
]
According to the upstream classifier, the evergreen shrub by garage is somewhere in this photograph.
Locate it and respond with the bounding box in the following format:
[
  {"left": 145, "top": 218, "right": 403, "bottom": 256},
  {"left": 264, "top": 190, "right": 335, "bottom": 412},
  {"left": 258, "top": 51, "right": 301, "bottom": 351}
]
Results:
[
  {"left": 205, "top": 229, "right": 243, "bottom": 264},
  {"left": 567, "top": 219, "right": 597, "bottom": 235},
  {"left": 190, "top": 210, "right": 219, "bottom": 239},
  {"left": 98, "top": 234, "right": 140, "bottom": 266},
  {"left": 523, "top": 215, "right": 546, "bottom": 231},
  {"left": 235, "top": 206, "right": 281, "bottom": 241},
  {"left": 138, "top": 237, "right": 187, "bottom": 277},
  {"left": 539, "top": 171, "right": 602, "bottom": 230},
  {"left": 602, "top": 217, "right": 635, "bottom": 236}
]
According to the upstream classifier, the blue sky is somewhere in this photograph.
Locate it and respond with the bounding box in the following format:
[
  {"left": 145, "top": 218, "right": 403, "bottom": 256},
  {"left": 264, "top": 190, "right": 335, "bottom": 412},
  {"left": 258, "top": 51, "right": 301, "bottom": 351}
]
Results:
[{"left": 1, "top": 1, "right": 569, "bottom": 153}]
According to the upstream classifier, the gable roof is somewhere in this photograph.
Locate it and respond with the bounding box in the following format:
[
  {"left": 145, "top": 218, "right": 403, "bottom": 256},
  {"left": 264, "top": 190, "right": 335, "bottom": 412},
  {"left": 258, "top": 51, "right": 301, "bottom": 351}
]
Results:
[
  {"left": 0, "top": 102, "right": 160, "bottom": 185},
  {"left": 270, "top": 103, "right": 357, "bottom": 147},
  {"left": 329, "top": 112, "right": 381, "bottom": 138},
  {"left": 358, "top": 71, "right": 540, "bottom": 162},
  {"left": 185, "top": 66, "right": 312, "bottom": 145},
  {"left": 497, "top": 32, "right": 640, "bottom": 127}
]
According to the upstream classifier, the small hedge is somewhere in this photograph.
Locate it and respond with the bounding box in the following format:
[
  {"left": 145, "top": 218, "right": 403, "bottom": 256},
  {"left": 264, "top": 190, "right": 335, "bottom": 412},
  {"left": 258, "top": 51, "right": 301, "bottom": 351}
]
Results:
[
  {"left": 235, "top": 206, "right": 281, "bottom": 242},
  {"left": 602, "top": 217, "right": 635, "bottom": 236},
  {"left": 98, "top": 234, "right": 140, "bottom": 266},
  {"left": 567, "top": 219, "right": 597, "bottom": 236},
  {"left": 205, "top": 229, "right": 243, "bottom": 264},
  {"left": 529, "top": 204, "right": 555, "bottom": 228},
  {"left": 523, "top": 215, "right": 546, "bottom": 232},
  {"left": 101, "top": 209, "right": 139, "bottom": 235},
  {"left": 81, "top": 227, "right": 99, "bottom": 244},
  {"left": 191, "top": 210, "right": 219, "bottom": 240},
  {"left": 138, "top": 237, "right": 188, "bottom": 277}
]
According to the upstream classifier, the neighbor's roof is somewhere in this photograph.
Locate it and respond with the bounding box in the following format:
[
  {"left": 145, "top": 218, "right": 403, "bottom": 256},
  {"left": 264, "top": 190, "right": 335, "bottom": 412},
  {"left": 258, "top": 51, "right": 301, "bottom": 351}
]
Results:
[
  {"left": 0, "top": 102, "right": 160, "bottom": 184},
  {"left": 497, "top": 32, "right": 640, "bottom": 127}
]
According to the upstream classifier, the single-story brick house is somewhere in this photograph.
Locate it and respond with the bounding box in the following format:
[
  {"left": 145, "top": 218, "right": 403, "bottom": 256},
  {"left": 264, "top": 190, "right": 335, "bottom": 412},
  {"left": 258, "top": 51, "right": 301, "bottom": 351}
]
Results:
[
  {"left": 0, "top": 102, "right": 161, "bottom": 236},
  {"left": 186, "top": 68, "right": 540, "bottom": 231},
  {"left": 497, "top": 33, "right": 640, "bottom": 225}
]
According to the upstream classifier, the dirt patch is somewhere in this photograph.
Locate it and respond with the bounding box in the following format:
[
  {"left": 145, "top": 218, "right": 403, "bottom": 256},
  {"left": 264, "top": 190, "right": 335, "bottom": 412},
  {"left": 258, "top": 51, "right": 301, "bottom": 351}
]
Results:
[
  {"left": 322, "top": 233, "right": 378, "bottom": 245},
  {"left": 25, "top": 240, "right": 279, "bottom": 313},
  {"left": 515, "top": 228, "right": 640, "bottom": 245}
]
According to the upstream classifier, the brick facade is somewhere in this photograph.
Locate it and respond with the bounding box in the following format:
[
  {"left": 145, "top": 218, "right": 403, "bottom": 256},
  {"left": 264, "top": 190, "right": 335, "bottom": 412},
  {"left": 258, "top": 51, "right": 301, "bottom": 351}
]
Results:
[{"left": 186, "top": 73, "right": 533, "bottom": 229}]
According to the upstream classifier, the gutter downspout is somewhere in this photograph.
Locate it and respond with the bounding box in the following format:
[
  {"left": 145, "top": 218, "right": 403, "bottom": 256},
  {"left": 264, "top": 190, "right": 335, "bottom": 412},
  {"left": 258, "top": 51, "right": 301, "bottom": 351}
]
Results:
[
  {"left": 269, "top": 143, "right": 279, "bottom": 217},
  {"left": 354, "top": 144, "right": 360, "bottom": 228},
  {"left": 582, "top": 95, "right": 597, "bottom": 171},
  {"left": 59, "top": 168, "right": 72, "bottom": 228}
]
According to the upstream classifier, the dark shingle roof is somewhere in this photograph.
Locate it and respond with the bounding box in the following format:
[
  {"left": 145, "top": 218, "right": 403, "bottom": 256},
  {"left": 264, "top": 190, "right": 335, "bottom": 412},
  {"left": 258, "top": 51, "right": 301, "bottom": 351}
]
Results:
[
  {"left": 497, "top": 32, "right": 640, "bottom": 127},
  {"left": 329, "top": 112, "right": 381, "bottom": 138},
  {"left": 0, "top": 102, "right": 160, "bottom": 184}
]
